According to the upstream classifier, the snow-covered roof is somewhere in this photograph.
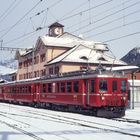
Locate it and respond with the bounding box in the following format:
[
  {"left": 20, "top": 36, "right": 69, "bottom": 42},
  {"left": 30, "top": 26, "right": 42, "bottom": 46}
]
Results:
[
  {"left": 40, "top": 35, "right": 77, "bottom": 48},
  {"left": 58, "top": 32, "right": 83, "bottom": 40},
  {"left": 40, "top": 34, "right": 108, "bottom": 51},
  {"left": 17, "top": 32, "right": 109, "bottom": 58},
  {"left": 46, "top": 45, "right": 126, "bottom": 66},
  {"left": 15, "top": 47, "right": 33, "bottom": 59},
  {"left": 106, "top": 66, "right": 139, "bottom": 71}
]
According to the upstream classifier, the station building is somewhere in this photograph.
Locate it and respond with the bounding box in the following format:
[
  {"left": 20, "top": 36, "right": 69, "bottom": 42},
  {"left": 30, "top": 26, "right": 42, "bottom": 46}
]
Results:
[{"left": 15, "top": 22, "right": 127, "bottom": 80}]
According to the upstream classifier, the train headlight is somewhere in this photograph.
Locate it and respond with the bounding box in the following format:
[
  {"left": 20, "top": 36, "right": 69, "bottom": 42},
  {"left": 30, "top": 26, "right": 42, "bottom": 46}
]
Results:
[
  {"left": 101, "top": 96, "right": 105, "bottom": 100},
  {"left": 123, "top": 97, "right": 126, "bottom": 100}
]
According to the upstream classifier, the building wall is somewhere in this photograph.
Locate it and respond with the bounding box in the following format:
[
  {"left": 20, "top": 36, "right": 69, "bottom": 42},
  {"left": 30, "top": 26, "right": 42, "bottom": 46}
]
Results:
[
  {"left": 128, "top": 80, "right": 140, "bottom": 108},
  {"left": 47, "top": 47, "right": 67, "bottom": 62},
  {"left": 17, "top": 47, "right": 47, "bottom": 80},
  {"left": 17, "top": 45, "right": 68, "bottom": 80},
  {"left": 46, "top": 63, "right": 96, "bottom": 75},
  {"left": 126, "top": 71, "right": 140, "bottom": 80}
]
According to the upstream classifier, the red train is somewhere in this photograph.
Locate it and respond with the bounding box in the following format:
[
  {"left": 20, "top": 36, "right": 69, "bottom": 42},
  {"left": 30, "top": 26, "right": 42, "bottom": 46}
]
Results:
[{"left": 0, "top": 69, "right": 128, "bottom": 118}]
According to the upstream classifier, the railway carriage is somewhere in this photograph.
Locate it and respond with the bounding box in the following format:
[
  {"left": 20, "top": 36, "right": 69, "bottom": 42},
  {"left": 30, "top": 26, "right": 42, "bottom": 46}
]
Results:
[{"left": 0, "top": 69, "right": 128, "bottom": 118}]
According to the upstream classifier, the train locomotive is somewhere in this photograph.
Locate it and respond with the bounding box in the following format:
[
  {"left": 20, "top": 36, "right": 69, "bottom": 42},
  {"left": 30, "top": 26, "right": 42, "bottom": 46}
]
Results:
[{"left": 0, "top": 68, "right": 128, "bottom": 118}]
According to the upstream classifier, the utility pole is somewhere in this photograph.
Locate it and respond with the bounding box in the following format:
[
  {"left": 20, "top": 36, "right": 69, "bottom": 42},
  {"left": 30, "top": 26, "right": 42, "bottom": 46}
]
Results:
[{"left": 131, "top": 72, "right": 135, "bottom": 109}]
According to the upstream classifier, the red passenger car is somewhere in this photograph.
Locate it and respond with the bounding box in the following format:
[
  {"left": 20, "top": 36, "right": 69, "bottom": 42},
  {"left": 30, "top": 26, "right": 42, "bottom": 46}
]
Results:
[{"left": 0, "top": 69, "right": 128, "bottom": 118}]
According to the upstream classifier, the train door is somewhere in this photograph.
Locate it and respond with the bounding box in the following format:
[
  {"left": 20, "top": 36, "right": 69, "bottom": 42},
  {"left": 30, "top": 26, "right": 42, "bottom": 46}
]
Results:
[
  {"left": 84, "top": 79, "right": 90, "bottom": 105},
  {"left": 33, "top": 83, "right": 40, "bottom": 102}
]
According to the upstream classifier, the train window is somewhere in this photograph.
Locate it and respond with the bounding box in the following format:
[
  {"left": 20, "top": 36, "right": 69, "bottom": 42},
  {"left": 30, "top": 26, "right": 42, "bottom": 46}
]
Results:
[
  {"left": 99, "top": 80, "right": 107, "bottom": 92},
  {"left": 0, "top": 88, "right": 2, "bottom": 94},
  {"left": 112, "top": 81, "right": 117, "bottom": 92},
  {"left": 16, "top": 87, "right": 19, "bottom": 93},
  {"left": 73, "top": 81, "right": 79, "bottom": 93},
  {"left": 22, "top": 87, "right": 25, "bottom": 93},
  {"left": 91, "top": 80, "right": 95, "bottom": 93},
  {"left": 66, "top": 82, "right": 72, "bottom": 93},
  {"left": 121, "top": 80, "right": 127, "bottom": 93},
  {"left": 48, "top": 83, "right": 52, "bottom": 93},
  {"left": 42, "top": 84, "right": 46, "bottom": 93},
  {"left": 25, "top": 86, "right": 28, "bottom": 93},
  {"left": 28, "top": 86, "right": 32, "bottom": 93},
  {"left": 60, "top": 82, "right": 65, "bottom": 93}
]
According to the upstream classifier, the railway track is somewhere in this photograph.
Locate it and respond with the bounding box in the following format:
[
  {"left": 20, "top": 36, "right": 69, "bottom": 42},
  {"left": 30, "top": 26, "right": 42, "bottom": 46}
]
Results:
[
  {"left": 13, "top": 109, "right": 140, "bottom": 138},
  {"left": 0, "top": 114, "right": 44, "bottom": 140},
  {"left": 112, "top": 117, "right": 140, "bottom": 124},
  {"left": 1, "top": 103, "right": 140, "bottom": 139}
]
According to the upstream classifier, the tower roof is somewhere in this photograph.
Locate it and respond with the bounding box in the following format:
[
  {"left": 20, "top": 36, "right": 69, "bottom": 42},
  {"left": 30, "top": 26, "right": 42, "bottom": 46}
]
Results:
[{"left": 48, "top": 22, "right": 64, "bottom": 28}]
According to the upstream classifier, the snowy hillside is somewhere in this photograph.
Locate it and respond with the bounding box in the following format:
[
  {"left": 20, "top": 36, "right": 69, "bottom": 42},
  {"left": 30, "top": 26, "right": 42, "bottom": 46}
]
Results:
[
  {"left": 121, "top": 47, "right": 140, "bottom": 66},
  {"left": 0, "top": 65, "right": 16, "bottom": 75},
  {"left": 0, "top": 58, "right": 17, "bottom": 69}
]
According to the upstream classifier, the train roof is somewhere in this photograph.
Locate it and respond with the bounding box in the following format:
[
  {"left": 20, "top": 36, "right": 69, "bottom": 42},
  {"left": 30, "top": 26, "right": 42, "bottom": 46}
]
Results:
[{"left": 0, "top": 69, "right": 127, "bottom": 86}]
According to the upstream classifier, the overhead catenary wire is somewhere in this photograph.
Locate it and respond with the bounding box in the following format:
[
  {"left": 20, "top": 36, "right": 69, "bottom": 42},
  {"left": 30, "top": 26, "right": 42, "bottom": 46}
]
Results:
[
  {"left": 1, "top": 0, "right": 140, "bottom": 51},
  {"left": 0, "top": 0, "right": 63, "bottom": 34},
  {"left": 103, "top": 31, "right": 140, "bottom": 43},
  {"left": 83, "top": 8, "right": 140, "bottom": 35},
  {"left": 0, "top": 0, "right": 43, "bottom": 40},
  {"left": 1, "top": 0, "right": 65, "bottom": 46},
  {"left": 88, "top": 18, "right": 140, "bottom": 38},
  {"left": 59, "top": 0, "right": 89, "bottom": 20},
  {"left": 86, "top": 9, "right": 140, "bottom": 38},
  {"left": 1, "top": 0, "right": 114, "bottom": 45},
  {"left": 59, "top": 0, "right": 113, "bottom": 22},
  {"left": 0, "top": 0, "right": 17, "bottom": 20},
  {"left": 0, "top": 0, "right": 23, "bottom": 25},
  {"left": 3, "top": 26, "right": 46, "bottom": 45},
  {"left": 71, "top": 0, "right": 140, "bottom": 33},
  {"left": 66, "top": 0, "right": 133, "bottom": 31}
]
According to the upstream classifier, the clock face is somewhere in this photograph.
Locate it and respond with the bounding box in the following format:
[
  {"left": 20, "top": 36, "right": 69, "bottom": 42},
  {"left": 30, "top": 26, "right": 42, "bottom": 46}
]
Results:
[{"left": 54, "top": 27, "right": 62, "bottom": 35}]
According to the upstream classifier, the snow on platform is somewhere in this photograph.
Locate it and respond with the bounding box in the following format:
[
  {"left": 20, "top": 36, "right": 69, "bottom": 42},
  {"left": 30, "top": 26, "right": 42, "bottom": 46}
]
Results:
[{"left": 0, "top": 103, "right": 140, "bottom": 140}]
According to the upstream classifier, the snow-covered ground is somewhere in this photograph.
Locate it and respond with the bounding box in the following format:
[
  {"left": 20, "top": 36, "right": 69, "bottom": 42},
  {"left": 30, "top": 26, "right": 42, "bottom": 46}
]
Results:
[{"left": 0, "top": 103, "right": 140, "bottom": 140}]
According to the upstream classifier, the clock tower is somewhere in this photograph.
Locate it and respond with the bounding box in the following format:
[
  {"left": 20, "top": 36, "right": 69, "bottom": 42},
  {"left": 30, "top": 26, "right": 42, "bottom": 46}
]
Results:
[{"left": 48, "top": 22, "right": 64, "bottom": 37}]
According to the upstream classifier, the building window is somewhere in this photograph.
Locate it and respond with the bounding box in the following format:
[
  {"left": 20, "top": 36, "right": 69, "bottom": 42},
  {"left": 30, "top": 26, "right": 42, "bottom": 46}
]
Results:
[
  {"left": 28, "top": 59, "right": 32, "bottom": 65},
  {"left": 34, "top": 71, "right": 36, "bottom": 77},
  {"left": 55, "top": 66, "right": 59, "bottom": 74},
  {"left": 80, "top": 66, "right": 87, "bottom": 70},
  {"left": 36, "top": 71, "right": 39, "bottom": 77},
  {"left": 19, "top": 62, "right": 22, "bottom": 69},
  {"left": 34, "top": 56, "right": 39, "bottom": 64},
  {"left": 40, "top": 69, "right": 46, "bottom": 76},
  {"left": 40, "top": 54, "right": 46, "bottom": 62},
  {"left": 49, "top": 68, "right": 53, "bottom": 74}
]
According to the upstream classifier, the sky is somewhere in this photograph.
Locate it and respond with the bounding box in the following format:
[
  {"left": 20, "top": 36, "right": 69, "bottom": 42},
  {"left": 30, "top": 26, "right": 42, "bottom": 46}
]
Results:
[{"left": 0, "top": 0, "right": 140, "bottom": 61}]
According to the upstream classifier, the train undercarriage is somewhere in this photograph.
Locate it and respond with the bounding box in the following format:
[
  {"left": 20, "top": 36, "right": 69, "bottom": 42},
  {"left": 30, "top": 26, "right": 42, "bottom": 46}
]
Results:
[{"left": 22, "top": 101, "right": 126, "bottom": 118}]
